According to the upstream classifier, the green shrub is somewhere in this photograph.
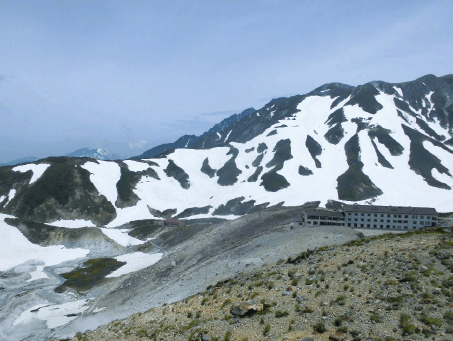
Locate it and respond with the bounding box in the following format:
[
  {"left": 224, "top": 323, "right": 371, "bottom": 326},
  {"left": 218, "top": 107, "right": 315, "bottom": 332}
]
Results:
[
  {"left": 313, "top": 321, "right": 326, "bottom": 333},
  {"left": 263, "top": 324, "right": 270, "bottom": 336},
  {"left": 221, "top": 299, "right": 232, "bottom": 309},
  {"left": 420, "top": 313, "right": 442, "bottom": 326},
  {"left": 275, "top": 310, "right": 289, "bottom": 318},
  {"left": 400, "top": 314, "right": 416, "bottom": 335},
  {"left": 223, "top": 330, "right": 231, "bottom": 341}
]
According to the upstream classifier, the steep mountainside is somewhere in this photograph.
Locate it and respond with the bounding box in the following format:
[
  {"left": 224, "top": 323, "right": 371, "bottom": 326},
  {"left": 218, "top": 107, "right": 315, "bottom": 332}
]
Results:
[
  {"left": 1, "top": 74, "right": 453, "bottom": 227},
  {"left": 133, "top": 135, "right": 198, "bottom": 159},
  {"left": 133, "top": 108, "right": 255, "bottom": 159}
]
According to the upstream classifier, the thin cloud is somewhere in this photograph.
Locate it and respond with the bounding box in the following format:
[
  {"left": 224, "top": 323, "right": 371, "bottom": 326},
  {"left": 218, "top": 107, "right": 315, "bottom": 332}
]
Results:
[{"left": 128, "top": 139, "right": 147, "bottom": 149}]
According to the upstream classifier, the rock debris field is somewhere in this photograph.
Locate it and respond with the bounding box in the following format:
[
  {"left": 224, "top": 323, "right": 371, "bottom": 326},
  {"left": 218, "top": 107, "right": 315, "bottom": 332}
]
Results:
[{"left": 51, "top": 227, "right": 453, "bottom": 341}]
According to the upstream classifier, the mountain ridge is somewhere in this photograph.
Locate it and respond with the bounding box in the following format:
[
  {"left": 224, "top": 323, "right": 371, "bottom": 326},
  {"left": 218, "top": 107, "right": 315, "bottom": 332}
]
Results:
[{"left": 1, "top": 73, "right": 453, "bottom": 227}]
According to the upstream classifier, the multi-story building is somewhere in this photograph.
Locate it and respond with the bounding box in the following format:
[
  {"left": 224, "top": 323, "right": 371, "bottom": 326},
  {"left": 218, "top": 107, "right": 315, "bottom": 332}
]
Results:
[
  {"left": 301, "top": 210, "right": 344, "bottom": 226},
  {"left": 301, "top": 204, "right": 438, "bottom": 230},
  {"left": 343, "top": 204, "right": 438, "bottom": 230}
]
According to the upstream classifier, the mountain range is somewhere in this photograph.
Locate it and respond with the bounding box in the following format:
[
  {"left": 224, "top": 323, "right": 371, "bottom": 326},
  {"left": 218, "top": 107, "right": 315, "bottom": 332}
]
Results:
[
  {"left": 1, "top": 73, "right": 453, "bottom": 227},
  {"left": 2, "top": 73, "right": 453, "bottom": 340},
  {"left": 65, "top": 147, "right": 122, "bottom": 161}
]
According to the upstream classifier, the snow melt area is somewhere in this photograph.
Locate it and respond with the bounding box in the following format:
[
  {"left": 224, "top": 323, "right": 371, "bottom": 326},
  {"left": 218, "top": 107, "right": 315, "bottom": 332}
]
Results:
[
  {"left": 393, "top": 86, "right": 403, "bottom": 97},
  {"left": 26, "top": 265, "right": 49, "bottom": 282},
  {"left": 224, "top": 130, "right": 232, "bottom": 142},
  {"left": 0, "top": 214, "right": 89, "bottom": 272},
  {"left": 81, "top": 161, "right": 121, "bottom": 205},
  {"left": 12, "top": 163, "right": 50, "bottom": 184},
  {"left": 13, "top": 299, "right": 91, "bottom": 328},
  {"left": 106, "top": 252, "right": 163, "bottom": 278},
  {"left": 100, "top": 228, "right": 150, "bottom": 247},
  {"left": 4, "top": 189, "right": 16, "bottom": 205},
  {"left": 123, "top": 160, "right": 151, "bottom": 172},
  {"left": 49, "top": 219, "right": 95, "bottom": 228}
]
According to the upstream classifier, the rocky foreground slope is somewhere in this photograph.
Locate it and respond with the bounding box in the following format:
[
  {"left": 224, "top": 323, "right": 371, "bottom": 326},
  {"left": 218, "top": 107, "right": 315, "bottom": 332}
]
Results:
[{"left": 55, "top": 227, "right": 453, "bottom": 341}]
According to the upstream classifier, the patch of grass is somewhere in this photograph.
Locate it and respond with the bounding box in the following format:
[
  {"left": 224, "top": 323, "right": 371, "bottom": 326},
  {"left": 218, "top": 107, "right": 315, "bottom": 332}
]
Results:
[
  {"left": 313, "top": 321, "right": 326, "bottom": 333},
  {"left": 275, "top": 310, "right": 289, "bottom": 318},
  {"left": 400, "top": 314, "right": 418, "bottom": 336},
  {"left": 254, "top": 280, "right": 264, "bottom": 287},
  {"left": 370, "top": 312, "right": 383, "bottom": 323},
  {"left": 182, "top": 319, "right": 200, "bottom": 331},
  {"left": 223, "top": 330, "right": 231, "bottom": 341},
  {"left": 386, "top": 296, "right": 404, "bottom": 304},
  {"left": 221, "top": 299, "right": 232, "bottom": 309},
  {"left": 250, "top": 292, "right": 259, "bottom": 299},
  {"left": 291, "top": 278, "right": 299, "bottom": 286},
  {"left": 301, "top": 308, "right": 314, "bottom": 314},
  {"left": 267, "top": 281, "right": 274, "bottom": 290},
  {"left": 201, "top": 297, "right": 209, "bottom": 305},
  {"left": 420, "top": 313, "right": 442, "bottom": 326},
  {"left": 55, "top": 258, "right": 126, "bottom": 293},
  {"left": 263, "top": 324, "right": 270, "bottom": 336}
]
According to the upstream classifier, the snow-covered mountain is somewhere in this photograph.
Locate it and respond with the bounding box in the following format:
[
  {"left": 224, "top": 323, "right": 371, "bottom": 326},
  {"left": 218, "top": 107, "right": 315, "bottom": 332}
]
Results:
[
  {"left": 1, "top": 74, "right": 453, "bottom": 227},
  {"left": 66, "top": 147, "right": 122, "bottom": 160}
]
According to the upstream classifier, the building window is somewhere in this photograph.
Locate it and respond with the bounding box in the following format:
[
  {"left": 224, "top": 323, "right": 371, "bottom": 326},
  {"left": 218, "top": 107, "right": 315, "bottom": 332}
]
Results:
[
  {"left": 367, "top": 219, "right": 370, "bottom": 222},
  {"left": 380, "top": 225, "right": 383, "bottom": 228},
  {"left": 374, "top": 214, "right": 377, "bottom": 217},
  {"left": 404, "top": 215, "right": 408, "bottom": 218},
  {"left": 386, "top": 225, "right": 390, "bottom": 228},
  {"left": 367, "top": 224, "right": 370, "bottom": 227},
  {"left": 374, "top": 219, "right": 377, "bottom": 222},
  {"left": 348, "top": 223, "right": 351, "bottom": 227},
  {"left": 373, "top": 224, "right": 377, "bottom": 228}
]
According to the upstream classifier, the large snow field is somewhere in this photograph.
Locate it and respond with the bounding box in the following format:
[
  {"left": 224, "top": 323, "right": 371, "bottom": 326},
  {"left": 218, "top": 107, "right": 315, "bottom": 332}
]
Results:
[
  {"left": 105, "top": 92, "right": 453, "bottom": 224},
  {"left": 106, "top": 252, "right": 163, "bottom": 278},
  {"left": 12, "top": 163, "right": 50, "bottom": 184},
  {"left": 100, "top": 228, "right": 151, "bottom": 246},
  {"left": 123, "top": 160, "right": 151, "bottom": 172},
  {"left": 49, "top": 219, "right": 95, "bottom": 228},
  {"left": 81, "top": 161, "right": 121, "bottom": 206},
  {"left": 13, "top": 299, "right": 91, "bottom": 328},
  {"left": 0, "top": 214, "right": 89, "bottom": 274}
]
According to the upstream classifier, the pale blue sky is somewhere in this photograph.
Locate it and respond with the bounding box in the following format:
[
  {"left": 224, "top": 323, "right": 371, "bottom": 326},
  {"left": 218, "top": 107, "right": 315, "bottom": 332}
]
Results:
[{"left": 0, "top": 0, "right": 452, "bottom": 161}]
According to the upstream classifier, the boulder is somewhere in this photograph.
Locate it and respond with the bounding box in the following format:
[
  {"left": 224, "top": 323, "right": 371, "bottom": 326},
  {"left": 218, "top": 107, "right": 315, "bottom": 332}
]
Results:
[{"left": 230, "top": 301, "right": 263, "bottom": 317}]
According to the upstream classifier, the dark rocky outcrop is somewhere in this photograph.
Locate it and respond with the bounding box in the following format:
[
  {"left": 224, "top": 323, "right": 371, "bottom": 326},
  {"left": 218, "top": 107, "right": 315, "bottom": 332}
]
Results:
[
  {"left": 164, "top": 160, "right": 190, "bottom": 189},
  {"left": 200, "top": 158, "right": 216, "bottom": 178},
  {"left": 337, "top": 134, "right": 383, "bottom": 201},
  {"left": 305, "top": 135, "right": 322, "bottom": 168}
]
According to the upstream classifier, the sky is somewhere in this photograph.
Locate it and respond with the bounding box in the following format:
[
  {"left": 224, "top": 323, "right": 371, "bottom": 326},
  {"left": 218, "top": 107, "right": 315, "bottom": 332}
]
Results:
[{"left": 0, "top": 0, "right": 452, "bottom": 162}]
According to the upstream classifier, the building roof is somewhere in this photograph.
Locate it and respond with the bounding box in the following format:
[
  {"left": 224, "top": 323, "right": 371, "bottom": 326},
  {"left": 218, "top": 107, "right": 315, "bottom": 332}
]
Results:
[
  {"left": 303, "top": 210, "right": 344, "bottom": 217},
  {"left": 343, "top": 204, "right": 437, "bottom": 215}
]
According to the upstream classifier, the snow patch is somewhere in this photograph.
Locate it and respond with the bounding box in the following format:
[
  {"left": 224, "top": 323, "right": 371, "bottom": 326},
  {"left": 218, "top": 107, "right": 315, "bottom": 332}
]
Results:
[
  {"left": 216, "top": 132, "right": 221, "bottom": 139},
  {"left": 0, "top": 214, "right": 89, "bottom": 272},
  {"left": 26, "top": 265, "right": 49, "bottom": 282},
  {"left": 13, "top": 164, "right": 50, "bottom": 184},
  {"left": 81, "top": 161, "right": 121, "bottom": 205},
  {"left": 106, "top": 252, "right": 163, "bottom": 278},
  {"left": 13, "top": 299, "right": 91, "bottom": 328},
  {"left": 123, "top": 160, "right": 150, "bottom": 172},
  {"left": 393, "top": 86, "right": 403, "bottom": 97},
  {"left": 49, "top": 219, "right": 95, "bottom": 228},
  {"left": 224, "top": 130, "right": 232, "bottom": 142}
]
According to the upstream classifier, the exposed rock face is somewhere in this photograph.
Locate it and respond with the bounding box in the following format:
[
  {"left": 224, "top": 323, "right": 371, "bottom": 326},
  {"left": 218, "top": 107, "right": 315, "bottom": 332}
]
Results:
[{"left": 1, "top": 157, "right": 116, "bottom": 226}]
